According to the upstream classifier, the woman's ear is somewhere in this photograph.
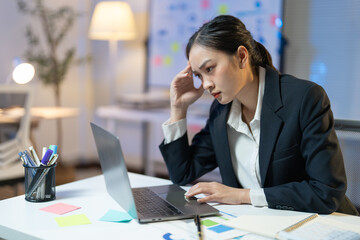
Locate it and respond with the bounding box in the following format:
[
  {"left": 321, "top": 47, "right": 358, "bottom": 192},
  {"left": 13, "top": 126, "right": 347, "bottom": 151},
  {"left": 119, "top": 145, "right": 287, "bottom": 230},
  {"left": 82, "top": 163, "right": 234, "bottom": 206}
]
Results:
[{"left": 236, "top": 46, "right": 248, "bottom": 69}]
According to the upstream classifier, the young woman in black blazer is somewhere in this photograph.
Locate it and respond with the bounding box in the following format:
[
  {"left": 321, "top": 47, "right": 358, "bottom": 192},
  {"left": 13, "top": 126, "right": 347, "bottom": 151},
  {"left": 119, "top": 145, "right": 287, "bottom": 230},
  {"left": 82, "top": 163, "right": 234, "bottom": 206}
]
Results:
[{"left": 159, "top": 15, "right": 358, "bottom": 215}]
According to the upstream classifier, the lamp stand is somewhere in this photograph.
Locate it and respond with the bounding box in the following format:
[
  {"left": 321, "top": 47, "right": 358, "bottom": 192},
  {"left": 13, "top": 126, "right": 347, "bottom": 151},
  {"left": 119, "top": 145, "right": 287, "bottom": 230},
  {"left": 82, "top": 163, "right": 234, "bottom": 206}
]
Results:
[{"left": 109, "top": 39, "right": 118, "bottom": 104}]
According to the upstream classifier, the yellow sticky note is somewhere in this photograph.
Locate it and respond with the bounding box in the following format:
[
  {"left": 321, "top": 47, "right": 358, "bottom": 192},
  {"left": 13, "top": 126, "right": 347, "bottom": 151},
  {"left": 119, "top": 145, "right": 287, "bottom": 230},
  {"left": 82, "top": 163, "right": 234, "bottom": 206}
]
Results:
[
  {"left": 55, "top": 214, "right": 91, "bottom": 227},
  {"left": 171, "top": 42, "right": 180, "bottom": 52},
  {"left": 164, "top": 56, "right": 172, "bottom": 65},
  {"left": 218, "top": 4, "right": 228, "bottom": 14}
]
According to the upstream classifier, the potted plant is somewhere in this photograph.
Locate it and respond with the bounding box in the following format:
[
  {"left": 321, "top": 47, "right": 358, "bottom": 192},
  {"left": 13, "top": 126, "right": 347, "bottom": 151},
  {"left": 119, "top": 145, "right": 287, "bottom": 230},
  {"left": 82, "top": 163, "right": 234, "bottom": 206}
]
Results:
[{"left": 17, "top": 0, "right": 88, "bottom": 155}]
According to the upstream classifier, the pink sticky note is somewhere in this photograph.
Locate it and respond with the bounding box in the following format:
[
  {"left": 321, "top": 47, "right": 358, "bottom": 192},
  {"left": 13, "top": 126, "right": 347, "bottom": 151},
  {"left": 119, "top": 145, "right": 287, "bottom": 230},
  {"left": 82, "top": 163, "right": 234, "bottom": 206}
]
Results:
[
  {"left": 201, "top": 0, "right": 210, "bottom": 9},
  {"left": 40, "top": 203, "right": 81, "bottom": 215}
]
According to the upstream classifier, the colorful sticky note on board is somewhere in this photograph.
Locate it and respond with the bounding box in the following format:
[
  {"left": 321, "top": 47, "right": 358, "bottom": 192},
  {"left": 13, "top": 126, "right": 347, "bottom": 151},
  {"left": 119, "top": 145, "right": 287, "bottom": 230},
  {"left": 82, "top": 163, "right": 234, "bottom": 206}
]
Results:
[
  {"left": 218, "top": 4, "right": 228, "bottom": 14},
  {"left": 171, "top": 42, "right": 180, "bottom": 52},
  {"left": 153, "top": 56, "right": 162, "bottom": 66},
  {"left": 55, "top": 214, "right": 91, "bottom": 227},
  {"left": 202, "top": 219, "right": 219, "bottom": 227},
  {"left": 99, "top": 209, "right": 133, "bottom": 223},
  {"left": 208, "top": 224, "right": 233, "bottom": 233},
  {"left": 40, "top": 203, "right": 81, "bottom": 215},
  {"left": 201, "top": 0, "right": 210, "bottom": 9},
  {"left": 164, "top": 56, "right": 173, "bottom": 66}
]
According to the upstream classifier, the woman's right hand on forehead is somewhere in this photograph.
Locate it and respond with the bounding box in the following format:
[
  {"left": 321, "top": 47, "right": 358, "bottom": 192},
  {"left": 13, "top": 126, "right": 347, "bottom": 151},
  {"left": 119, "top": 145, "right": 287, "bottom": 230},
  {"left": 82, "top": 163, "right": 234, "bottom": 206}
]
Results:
[{"left": 169, "top": 63, "right": 204, "bottom": 123}]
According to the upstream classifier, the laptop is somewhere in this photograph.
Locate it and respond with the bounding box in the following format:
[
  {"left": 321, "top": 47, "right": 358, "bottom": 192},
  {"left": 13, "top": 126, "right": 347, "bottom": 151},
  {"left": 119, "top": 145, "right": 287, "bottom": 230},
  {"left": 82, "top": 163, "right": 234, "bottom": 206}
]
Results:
[{"left": 90, "top": 122, "right": 219, "bottom": 223}]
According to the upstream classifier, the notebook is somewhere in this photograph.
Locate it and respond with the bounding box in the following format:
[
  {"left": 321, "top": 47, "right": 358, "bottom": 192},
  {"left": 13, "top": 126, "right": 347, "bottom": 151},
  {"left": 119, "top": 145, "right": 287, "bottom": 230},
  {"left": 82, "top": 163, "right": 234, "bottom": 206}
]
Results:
[
  {"left": 278, "top": 220, "right": 360, "bottom": 240},
  {"left": 223, "top": 213, "right": 318, "bottom": 238},
  {"left": 90, "top": 122, "right": 219, "bottom": 223},
  {"left": 223, "top": 212, "right": 360, "bottom": 239}
]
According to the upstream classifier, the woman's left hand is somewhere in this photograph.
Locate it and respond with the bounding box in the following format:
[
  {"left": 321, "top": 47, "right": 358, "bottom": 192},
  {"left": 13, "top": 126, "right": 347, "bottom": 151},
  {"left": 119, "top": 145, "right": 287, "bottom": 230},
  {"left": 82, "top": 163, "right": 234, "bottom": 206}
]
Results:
[{"left": 185, "top": 182, "right": 251, "bottom": 205}]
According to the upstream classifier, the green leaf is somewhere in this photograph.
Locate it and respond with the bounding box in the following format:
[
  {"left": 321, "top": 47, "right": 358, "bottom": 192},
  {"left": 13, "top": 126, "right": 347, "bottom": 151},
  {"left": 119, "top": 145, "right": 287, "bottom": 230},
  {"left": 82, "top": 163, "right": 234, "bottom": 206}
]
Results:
[{"left": 17, "top": 0, "right": 88, "bottom": 88}]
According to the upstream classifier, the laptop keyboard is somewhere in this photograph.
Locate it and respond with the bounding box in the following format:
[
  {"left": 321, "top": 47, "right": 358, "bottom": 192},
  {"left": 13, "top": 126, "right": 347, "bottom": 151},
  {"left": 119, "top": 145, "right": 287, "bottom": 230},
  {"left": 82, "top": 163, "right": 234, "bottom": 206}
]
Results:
[{"left": 132, "top": 188, "right": 183, "bottom": 217}]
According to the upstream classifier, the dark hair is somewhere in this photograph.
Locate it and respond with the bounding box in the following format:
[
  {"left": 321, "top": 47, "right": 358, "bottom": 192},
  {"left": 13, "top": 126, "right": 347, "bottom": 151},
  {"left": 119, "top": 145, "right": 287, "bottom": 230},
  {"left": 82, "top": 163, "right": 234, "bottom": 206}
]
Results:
[{"left": 186, "top": 15, "right": 278, "bottom": 75}]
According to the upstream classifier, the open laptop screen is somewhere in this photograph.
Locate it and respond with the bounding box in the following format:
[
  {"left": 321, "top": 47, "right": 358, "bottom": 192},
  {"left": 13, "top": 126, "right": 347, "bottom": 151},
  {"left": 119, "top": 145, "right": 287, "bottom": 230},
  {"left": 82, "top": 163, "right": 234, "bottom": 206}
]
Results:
[{"left": 90, "top": 122, "right": 137, "bottom": 219}]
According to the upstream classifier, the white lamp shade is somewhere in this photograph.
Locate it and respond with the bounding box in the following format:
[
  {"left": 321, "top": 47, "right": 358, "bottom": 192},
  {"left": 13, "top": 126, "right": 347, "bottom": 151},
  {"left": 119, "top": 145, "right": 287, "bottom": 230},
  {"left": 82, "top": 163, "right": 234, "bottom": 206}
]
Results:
[
  {"left": 89, "top": 1, "right": 137, "bottom": 41},
  {"left": 12, "top": 63, "right": 35, "bottom": 84}
]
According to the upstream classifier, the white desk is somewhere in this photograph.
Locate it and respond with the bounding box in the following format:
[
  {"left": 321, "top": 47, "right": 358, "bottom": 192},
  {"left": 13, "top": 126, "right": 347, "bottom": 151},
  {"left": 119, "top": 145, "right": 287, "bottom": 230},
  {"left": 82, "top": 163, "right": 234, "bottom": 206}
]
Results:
[{"left": 1, "top": 173, "right": 359, "bottom": 240}]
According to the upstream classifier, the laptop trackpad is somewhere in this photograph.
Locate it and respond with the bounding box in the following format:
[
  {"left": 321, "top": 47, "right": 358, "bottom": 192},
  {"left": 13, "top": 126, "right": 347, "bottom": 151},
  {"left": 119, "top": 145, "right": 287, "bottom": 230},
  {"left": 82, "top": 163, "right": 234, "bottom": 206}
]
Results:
[{"left": 151, "top": 185, "right": 211, "bottom": 214}]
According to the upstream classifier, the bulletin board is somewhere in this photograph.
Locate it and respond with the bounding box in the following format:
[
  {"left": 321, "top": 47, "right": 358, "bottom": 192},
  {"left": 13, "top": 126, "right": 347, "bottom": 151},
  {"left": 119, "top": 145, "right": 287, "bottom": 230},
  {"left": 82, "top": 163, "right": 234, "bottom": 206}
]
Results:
[{"left": 147, "top": 0, "right": 283, "bottom": 88}]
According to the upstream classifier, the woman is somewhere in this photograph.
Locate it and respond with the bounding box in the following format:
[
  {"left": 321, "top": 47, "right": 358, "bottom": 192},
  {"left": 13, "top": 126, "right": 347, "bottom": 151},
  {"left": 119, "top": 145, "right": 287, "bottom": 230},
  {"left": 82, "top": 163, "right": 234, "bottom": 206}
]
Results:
[{"left": 159, "top": 15, "right": 358, "bottom": 215}]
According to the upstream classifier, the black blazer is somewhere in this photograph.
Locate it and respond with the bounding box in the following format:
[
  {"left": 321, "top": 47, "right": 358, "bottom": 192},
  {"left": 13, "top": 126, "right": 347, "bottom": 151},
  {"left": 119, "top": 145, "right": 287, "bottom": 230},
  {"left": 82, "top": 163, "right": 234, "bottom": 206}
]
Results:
[{"left": 159, "top": 66, "right": 359, "bottom": 215}]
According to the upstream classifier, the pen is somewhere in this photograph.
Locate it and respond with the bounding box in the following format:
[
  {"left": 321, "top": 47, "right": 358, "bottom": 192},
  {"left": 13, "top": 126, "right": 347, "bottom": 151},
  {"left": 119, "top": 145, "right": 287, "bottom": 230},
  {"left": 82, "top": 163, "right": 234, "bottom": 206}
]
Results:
[
  {"left": 18, "top": 152, "right": 26, "bottom": 165},
  {"left": 29, "top": 146, "right": 41, "bottom": 166},
  {"left": 194, "top": 215, "right": 203, "bottom": 240},
  {"left": 19, "top": 152, "right": 36, "bottom": 175},
  {"left": 47, "top": 154, "right": 58, "bottom": 166},
  {"left": 23, "top": 151, "right": 37, "bottom": 167}
]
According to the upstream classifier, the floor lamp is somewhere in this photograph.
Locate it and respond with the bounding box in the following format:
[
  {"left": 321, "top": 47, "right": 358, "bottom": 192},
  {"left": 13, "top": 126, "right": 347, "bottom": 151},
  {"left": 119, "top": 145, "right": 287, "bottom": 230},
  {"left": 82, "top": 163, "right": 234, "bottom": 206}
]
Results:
[{"left": 88, "top": 1, "right": 137, "bottom": 104}]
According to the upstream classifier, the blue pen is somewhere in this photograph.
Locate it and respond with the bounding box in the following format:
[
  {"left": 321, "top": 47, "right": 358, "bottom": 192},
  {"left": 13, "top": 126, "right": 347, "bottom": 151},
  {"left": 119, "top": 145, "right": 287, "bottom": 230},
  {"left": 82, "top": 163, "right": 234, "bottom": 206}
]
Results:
[
  {"left": 23, "top": 151, "right": 37, "bottom": 167},
  {"left": 41, "top": 149, "right": 53, "bottom": 165},
  {"left": 18, "top": 152, "right": 28, "bottom": 166},
  {"left": 19, "top": 152, "right": 36, "bottom": 176}
]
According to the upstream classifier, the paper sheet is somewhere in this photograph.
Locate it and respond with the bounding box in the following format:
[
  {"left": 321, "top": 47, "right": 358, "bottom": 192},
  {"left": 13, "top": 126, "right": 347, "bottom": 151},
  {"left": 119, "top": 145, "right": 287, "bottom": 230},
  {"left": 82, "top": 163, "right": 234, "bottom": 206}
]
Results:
[
  {"left": 223, "top": 214, "right": 315, "bottom": 238},
  {"left": 150, "top": 213, "right": 247, "bottom": 240}
]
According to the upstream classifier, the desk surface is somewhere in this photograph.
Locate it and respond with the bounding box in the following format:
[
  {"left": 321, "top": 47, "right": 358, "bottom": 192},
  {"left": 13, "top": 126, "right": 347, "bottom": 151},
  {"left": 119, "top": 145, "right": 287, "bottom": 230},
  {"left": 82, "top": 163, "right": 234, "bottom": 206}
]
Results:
[{"left": 1, "top": 173, "right": 359, "bottom": 240}]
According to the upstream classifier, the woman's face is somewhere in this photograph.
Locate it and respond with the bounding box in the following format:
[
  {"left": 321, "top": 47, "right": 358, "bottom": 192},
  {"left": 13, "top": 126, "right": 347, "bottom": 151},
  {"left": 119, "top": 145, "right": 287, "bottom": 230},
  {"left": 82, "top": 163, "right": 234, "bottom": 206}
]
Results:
[{"left": 189, "top": 44, "right": 252, "bottom": 104}]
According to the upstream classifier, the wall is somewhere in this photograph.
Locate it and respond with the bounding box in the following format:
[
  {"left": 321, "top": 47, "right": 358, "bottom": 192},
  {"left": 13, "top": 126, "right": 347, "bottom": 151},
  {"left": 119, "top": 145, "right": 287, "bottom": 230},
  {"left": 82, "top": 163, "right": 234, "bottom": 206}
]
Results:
[
  {"left": 0, "top": 0, "right": 148, "bottom": 167},
  {"left": 283, "top": 0, "right": 360, "bottom": 209},
  {"left": 0, "top": 0, "right": 92, "bottom": 164},
  {"left": 90, "top": 0, "right": 149, "bottom": 169},
  {"left": 283, "top": 0, "right": 360, "bottom": 120},
  {"left": 282, "top": 0, "right": 312, "bottom": 78}
]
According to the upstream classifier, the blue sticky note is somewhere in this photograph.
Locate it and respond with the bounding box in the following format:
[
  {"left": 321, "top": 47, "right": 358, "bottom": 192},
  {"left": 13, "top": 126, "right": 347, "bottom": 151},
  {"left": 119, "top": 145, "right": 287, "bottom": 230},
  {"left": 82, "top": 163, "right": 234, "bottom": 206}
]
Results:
[
  {"left": 208, "top": 224, "right": 233, "bottom": 233},
  {"left": 99, "top": 209, "right": 133, "bottom": 223}
]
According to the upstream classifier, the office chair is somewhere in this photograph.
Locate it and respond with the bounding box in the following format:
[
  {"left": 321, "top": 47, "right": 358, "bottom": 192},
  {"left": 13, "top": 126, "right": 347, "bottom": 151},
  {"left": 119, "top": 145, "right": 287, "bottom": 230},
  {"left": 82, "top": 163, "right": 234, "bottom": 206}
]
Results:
[
  {"left": 334, "top": 119, "right": 360, "bottom": 212},
  {"left": 0, "top": 85, "right": 33, "bottom": 189}
]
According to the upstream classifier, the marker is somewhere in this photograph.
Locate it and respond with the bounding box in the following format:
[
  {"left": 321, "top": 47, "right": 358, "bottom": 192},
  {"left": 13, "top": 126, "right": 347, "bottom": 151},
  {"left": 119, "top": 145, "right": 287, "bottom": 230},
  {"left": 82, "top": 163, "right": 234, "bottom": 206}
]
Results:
[
  {"left": 49, "top": 145, "right": 57, "bottom": 155},
  {"left": 49, "top": 145, "right": 57, "bottom": 159},
  {"left": 41, "top": 149, "right": 53, "bottom": 165},
  {"left": 29, "top": 146, "right": 41, "bottom": 166}
]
